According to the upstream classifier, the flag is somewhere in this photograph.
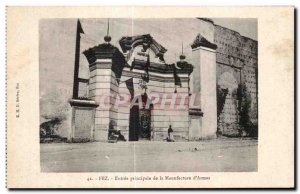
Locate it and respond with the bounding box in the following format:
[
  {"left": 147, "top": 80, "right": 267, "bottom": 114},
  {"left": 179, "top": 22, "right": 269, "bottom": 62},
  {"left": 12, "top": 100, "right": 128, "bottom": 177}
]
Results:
[
  {"left": 142, "top": 53, "right": 150, "bottom": 82},
  {"left": 77, "top": 19, "right": 85, "bottom": 34},
  {"left": 145, "top": 54, "right": 150, "bottom": 76},
  {"left": 72, "top": 19, "right": 85, "bottom": 99},
  {"left": 125, "top": 78, "right": 134, "bottom": 98}
]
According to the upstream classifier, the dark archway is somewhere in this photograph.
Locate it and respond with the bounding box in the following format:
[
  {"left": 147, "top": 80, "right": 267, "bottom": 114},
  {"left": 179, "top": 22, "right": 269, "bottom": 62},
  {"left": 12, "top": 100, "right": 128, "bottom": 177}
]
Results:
[
  {"left": 129, "top": 104, "right": 140, "bottom": 141},
  {"left": 129, "top": 93, "right": 153, "bottom": 141}
]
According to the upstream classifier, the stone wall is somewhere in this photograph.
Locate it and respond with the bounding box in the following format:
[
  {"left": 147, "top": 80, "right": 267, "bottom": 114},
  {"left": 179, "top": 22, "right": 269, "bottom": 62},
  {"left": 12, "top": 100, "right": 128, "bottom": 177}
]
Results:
[{"left": 214, "top": 24, "right": 258, "bottom": 136}]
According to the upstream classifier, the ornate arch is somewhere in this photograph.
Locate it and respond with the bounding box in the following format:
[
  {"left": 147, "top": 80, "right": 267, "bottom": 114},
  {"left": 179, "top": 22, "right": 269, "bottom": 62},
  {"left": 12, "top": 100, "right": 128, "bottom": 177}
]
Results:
[{"left": 119, "top": 34, "right": 167, "bottom": 62}]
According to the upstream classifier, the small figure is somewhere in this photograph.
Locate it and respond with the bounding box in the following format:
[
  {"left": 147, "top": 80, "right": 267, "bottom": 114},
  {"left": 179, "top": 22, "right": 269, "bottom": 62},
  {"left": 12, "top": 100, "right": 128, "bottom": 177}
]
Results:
[
  {"left": 108, "top": 120, "right": 126, "bottom": 143},
  {"left": 167, "top": 125, "right": 175, "bottom": 142}
]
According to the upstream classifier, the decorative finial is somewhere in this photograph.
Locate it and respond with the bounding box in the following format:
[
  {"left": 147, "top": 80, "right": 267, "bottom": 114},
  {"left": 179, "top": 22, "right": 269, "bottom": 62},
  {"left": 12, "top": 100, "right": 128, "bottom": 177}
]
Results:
[
  {"left": 179, "top": 41, "right": 186, "bottom": 60},
  {"left": 104, "top": 18, "right": 111, "bottom": 43}
]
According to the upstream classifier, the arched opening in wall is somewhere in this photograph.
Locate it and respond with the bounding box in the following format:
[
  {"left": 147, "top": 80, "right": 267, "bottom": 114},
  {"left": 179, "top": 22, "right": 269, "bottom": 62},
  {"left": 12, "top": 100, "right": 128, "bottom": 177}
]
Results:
[
  {"left": 129, "top": 93, "right": 153, "bottom": 141},
  {"left": 217, "top": 71, "right": 239, "bottom": 136}
]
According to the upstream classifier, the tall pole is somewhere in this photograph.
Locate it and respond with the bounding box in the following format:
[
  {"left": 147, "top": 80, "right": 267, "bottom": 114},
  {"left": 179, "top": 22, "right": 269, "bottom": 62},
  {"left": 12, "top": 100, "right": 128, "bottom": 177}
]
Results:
[
  {"left": 72, "top": 19, "right": 84, "bottom": 99},
  {"left": 107, "top": 18, "right": 110, "bottom": 36}
]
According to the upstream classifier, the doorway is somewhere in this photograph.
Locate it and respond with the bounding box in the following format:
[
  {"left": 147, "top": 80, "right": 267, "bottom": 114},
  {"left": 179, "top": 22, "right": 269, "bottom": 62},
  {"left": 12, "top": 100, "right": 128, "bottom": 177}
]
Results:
[
  {"left": 128, "top": 93, "right": 152, "bottom": 141},
  {"left": 139, "top": 108, "right": 151, "bottom": 140}
]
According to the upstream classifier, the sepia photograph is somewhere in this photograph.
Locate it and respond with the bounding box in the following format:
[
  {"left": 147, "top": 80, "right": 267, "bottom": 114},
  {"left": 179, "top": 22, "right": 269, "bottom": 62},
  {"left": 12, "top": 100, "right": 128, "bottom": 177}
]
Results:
[
  {"left": 39, "top": 18, "right": 258, "bottom": 173},
  {"left": 6, "top": 6, "right": 294, "bottom": 188}
]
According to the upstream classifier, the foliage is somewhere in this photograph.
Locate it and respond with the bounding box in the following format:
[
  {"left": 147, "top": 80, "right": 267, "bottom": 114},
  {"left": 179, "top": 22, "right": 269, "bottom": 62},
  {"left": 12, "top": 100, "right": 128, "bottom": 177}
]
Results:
[
  {"left": 217, "top": 85, "right": 229, "bottom": 119},
  {"left": 236, "top": 83, "right": 257, "bottom": 137},
  {"left": 40, "top": 88, "right": 70, "bottom": 141},
  {"left": 40, "top": 88, "right": 69, "bottom": 122},
  {"left": 216, "top": 85, "right": 228, "bottom": 135}
]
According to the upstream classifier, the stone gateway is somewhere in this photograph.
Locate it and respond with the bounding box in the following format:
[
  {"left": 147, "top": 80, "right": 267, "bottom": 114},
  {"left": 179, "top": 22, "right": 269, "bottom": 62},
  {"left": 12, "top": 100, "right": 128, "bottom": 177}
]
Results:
[{"left": 68, "top": 18, "right": 258, "bottom": 142}]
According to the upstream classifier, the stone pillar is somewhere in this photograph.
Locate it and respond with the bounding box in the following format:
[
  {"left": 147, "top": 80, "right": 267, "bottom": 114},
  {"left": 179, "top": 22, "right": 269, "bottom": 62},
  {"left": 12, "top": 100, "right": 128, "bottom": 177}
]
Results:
[
  {"left": 83, "top": 41, "right": 126, "bottom": 142},
  {"left": 88, "top": 59, "right": 119, "bottom": 141},
  {"left": 69, "top": 99, "right": 98, "bottom": 142},
  {"left": 191, "top": 35, "right": 218, "bottom": 139}
]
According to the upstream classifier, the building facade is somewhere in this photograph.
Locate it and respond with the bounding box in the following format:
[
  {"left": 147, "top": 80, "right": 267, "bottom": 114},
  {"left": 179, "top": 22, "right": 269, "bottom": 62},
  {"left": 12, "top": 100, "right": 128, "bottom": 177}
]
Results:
[{"left": 68, "top": 18, "right": 258, "bottom": 142}]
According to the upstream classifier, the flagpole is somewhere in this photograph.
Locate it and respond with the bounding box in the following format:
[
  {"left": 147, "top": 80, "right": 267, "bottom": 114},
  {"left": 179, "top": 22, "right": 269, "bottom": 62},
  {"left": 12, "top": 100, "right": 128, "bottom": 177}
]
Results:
[
  {"left": 107, "top": 18, "right": 109, "bottom": 36},
  {"left": 72, "top": 19, "right": 83, "bottom": 99}
]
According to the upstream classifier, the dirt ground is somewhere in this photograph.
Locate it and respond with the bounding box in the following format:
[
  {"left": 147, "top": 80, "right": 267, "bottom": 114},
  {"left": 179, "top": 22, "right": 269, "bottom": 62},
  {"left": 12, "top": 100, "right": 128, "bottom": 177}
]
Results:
[{"left": 40, "top": 138, "right": 257, "bottom": 172}]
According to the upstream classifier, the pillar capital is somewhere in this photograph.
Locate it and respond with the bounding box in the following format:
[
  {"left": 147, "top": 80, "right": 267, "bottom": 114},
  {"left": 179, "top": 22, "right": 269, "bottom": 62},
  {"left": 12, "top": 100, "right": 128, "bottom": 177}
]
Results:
[
  {"left": 83, "top": 43, "right": 126, "bottom": 81},
  {"left": 191, "top": 33, "right": 217, "bottom": 50}
]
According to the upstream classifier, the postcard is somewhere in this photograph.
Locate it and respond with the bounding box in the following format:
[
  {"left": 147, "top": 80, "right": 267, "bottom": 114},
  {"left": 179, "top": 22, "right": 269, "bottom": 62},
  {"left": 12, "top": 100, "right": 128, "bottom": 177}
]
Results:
[{"left": 6, "top": 6, "right": 294, "bottom": 188}]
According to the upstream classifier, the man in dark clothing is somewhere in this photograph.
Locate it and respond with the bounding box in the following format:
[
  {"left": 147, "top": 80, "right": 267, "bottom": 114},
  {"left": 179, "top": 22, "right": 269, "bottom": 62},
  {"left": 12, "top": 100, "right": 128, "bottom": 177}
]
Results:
[{"left": 167, "top": 125, "right": 175, "bottom": 142}]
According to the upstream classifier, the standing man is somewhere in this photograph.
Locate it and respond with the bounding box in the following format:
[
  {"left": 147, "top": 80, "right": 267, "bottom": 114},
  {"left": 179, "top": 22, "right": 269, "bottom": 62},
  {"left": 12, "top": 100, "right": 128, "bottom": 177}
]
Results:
[{"left": 167, "top": 125, "right": 175, "bottom": 142}]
